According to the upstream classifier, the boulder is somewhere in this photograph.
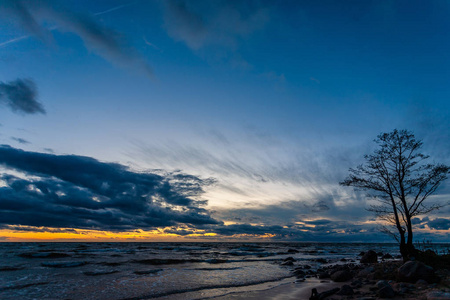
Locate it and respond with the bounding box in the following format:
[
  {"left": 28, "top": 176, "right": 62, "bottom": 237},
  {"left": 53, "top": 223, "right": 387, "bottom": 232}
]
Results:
[
  {"left": 360, "top": 250, "right": 378, "bottom": 263},
  {"left": 309, "top": 287, "right": 340, "bottom": 300},
  {"left": 415, "top": 279, "right": 429, "bottom": 287},
  {"left": 426, "top": 291, "right": 450, "bottom": 300},
  {"left": 293, "top": 269, "right": 306, "bottom": 277},
  {"left": 282, "top": 256, "right": 295, "bottom": 265},
  {"left": 378, "top": 285, "right": 395, "bottom": 298},
  {"left": 382, "top": 253, "right": 393, "bottom": 259},
  {"left": 331, "top": 270, "right": 353, "bottom": 282},
  {"left": 397, "top": 261, "right": 437, "bottom": 283},
  {"left": 315, "top": 258, "right": 328, "bottom": 264},
  {"left": 337, "top": 284, "right": 354, "bottom": 295},
  {"left": 376, "top": 280, "right": 390, "bottom": 289},
  {"left": 317, "top": 271, "right": 330, "bottom": 279},
  {"left": 284, "top": 256, "right": 295, "bottom": 262},
  {"left": 358, "top": 266, "right": 375, "bottom": 277}
]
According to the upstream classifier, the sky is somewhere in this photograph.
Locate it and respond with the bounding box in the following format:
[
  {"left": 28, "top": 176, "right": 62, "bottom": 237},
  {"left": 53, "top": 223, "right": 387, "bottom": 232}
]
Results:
[{"left": 0, "top": 0, "right": 449, "bottom": 242}]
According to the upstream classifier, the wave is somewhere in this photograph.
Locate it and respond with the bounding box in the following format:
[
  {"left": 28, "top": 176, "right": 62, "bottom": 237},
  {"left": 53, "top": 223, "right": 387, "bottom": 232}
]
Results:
[
  {"left": 41, "top": 261, "right": 87, "bottom": 268},
  {"left": 134, "top": 268, "right": 163, "bottom": 275},
  {"left": 185, "top": 267, "right": 242, "bottom": 271},
  {"left": 119, "top": 275, "right": 294, "bottom": 300},
  {"left": 0, "top": 282, "right": 50, "bottom": 291},
  {"left": 18, "top": 252, "right": 71, "bottom": 259},
  {"left": 83, "top": 270, "right": 119, "bottom": 276}
]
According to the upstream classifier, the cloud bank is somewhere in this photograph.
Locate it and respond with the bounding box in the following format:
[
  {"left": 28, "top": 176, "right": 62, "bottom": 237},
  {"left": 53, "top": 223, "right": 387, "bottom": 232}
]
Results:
[
  {"left": 1, "top": 0, "right": 152, "bottom": 77},
  {"left": 0, "top": 145, "right": 218, "bottom": 231},
  {"left": 0, "top": 79, "right": 45, "bottom": 115}
]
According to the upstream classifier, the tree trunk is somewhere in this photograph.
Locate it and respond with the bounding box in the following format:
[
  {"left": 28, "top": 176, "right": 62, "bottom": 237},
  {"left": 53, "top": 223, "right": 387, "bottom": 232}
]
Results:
[
  {"left": 399, "top": 232, "right": 408, "bottom": 261},
  {"left": 406, "top": 222, "right": 416, "bottom": 258}
]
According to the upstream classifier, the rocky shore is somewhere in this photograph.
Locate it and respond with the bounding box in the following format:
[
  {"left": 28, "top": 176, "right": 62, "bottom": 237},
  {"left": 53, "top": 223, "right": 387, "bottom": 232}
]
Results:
[{"left": 282, "top": 249, "right": 450, "bottom": 300}]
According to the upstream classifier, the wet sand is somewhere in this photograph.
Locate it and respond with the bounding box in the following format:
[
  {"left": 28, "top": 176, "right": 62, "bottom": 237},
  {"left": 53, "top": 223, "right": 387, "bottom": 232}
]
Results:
[{"left": 211, "top": 278, "right": 344, "bottom": 299}]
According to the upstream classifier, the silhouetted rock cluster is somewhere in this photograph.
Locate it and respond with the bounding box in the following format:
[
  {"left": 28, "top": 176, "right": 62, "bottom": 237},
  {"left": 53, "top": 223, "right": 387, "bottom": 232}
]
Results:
[
  {"left": 283, "top": 249, "right": 449, "bottom": 300},
  {"left": 360, "top": 250, "right": 378, "bottom": 263}
]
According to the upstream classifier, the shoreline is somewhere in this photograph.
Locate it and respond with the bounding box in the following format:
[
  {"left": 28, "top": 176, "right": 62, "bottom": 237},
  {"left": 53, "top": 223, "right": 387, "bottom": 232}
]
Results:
[
  {"left": 210, "top": 278, "right": 344, "bottom": 299},
  {"left": 208, "top": 258, "right": 450, "bottom": 300}
]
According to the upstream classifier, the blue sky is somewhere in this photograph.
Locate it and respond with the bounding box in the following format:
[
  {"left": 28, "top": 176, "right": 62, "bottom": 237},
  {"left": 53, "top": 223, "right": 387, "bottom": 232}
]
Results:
[{"left": 0, "top": 0, "right": 449, "bottom": 241}]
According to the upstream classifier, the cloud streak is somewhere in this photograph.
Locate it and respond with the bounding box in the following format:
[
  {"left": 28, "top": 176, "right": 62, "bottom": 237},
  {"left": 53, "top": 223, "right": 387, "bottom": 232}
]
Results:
[
  {"left": 1, "top": 0, "right": 152, "bottom": 77},
  {"left": 162, "top": 0, "right": 269, "bottom": 67},
  {"left": 11, "top": 137, "right": 31, "bottom": 144},
  {"left": 0, "top": 78, "right": 45, "bottom": 115},
  {"left": 0, "top": 145, "right": 218, "bottom": 231}
]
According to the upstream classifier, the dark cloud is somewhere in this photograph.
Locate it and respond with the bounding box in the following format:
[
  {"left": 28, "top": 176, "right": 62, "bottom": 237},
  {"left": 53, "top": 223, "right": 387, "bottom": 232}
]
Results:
[
  {"left": 11, "top": 137, "right": 30, "bottom": 144},
  {"left": 426, "top": 218, "right": 450, "bottom": 231},
  {"left": 1, "top": 0, "right": 152, "bottom": 77},
  {"left": 5, "top": 225, "right": 77, "bottom": 233},
  {"left": 406, "top": 216, "right": 450, "bottom": 231},
  {"left": 0, "top": 79, "right": 45, "bottom": 114},
  {"left": 0, "top": 145, "right": 218, "bottom": 231},
  {"left": 192, "top": 221, "right": 390, "bottom": 242}
]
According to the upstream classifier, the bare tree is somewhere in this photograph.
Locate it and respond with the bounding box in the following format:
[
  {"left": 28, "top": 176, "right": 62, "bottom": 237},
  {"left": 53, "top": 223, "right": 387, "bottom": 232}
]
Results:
[{"left": 340, "top": 129, "right": 449, "bottom": 260}]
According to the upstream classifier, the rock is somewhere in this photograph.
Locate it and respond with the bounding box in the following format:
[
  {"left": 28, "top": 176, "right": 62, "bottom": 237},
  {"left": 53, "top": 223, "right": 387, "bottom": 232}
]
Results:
[
  {"left": 315, "top": 258, "right": 327, "bottom": 264},
  {"left": 426, "top": 291, "right": 450, "bottom": 300},
  {"left": 351, "top": 279, "right": 363, "bottom": 287},
  {"left": 293, "top": 269, "right": 306, "bottom": 277},
  {"left": 397, "top": 261, "right": 437, "bottom": 283},
  {"left": 376, "top": 280, "right": 390, "bottom": 289},
  {"left": 382, "top": 253, "right": 393, "bottom": 259},
  {"left": 317, "top": 272, "right": 329, "bottom": 279},
  {"left": 331, "top": 270, "right": 353, "bottom": 282},
  {"left": 359, "top": 251, "right": 365, "bottom": 256},
  {"left": 415, "top": 279, "right": 429, "bottom": 287},
  {"left": 358, "top": 266, "right": 375, "bottom": 277},
  {"left": 282, "top": 256, "right": 295, "bottom": 266},
  {"left": 378, "top": 285, "right": 395, "bottom": 298},
  {"left": 360, "top": 250, "right": 378, "bottom": 263},
  {"left": 309, "top": 287, "right": 340, "bottom": 300},
  {"left": 337, "top": 284, "right": 354, "bottom": 295},
  {"left": 284, "top": 256, "right": 296, "bottom": 262}
]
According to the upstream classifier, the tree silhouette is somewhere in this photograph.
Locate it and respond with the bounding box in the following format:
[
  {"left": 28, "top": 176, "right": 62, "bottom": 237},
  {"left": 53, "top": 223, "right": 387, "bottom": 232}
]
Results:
[{"left": 341, "top": 129, "right": 449, "bottom": 260}]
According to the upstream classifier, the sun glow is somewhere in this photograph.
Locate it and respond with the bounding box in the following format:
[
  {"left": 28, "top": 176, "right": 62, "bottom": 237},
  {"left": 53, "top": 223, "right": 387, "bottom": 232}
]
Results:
[{"left": 0, "top": 226, "right": 216, "bottom": 242}]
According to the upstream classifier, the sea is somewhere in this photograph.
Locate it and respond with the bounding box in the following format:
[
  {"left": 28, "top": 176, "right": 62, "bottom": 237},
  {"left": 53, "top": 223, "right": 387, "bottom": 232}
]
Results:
[{"left": 0, "top": 242, "right": 447, "bottom": 299}]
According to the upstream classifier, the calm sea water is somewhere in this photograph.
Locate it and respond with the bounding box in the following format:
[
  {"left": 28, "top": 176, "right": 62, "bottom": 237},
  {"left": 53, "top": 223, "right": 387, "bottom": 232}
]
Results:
[{"left": 0, "top": 242, "right": 446, "bottom": 299}]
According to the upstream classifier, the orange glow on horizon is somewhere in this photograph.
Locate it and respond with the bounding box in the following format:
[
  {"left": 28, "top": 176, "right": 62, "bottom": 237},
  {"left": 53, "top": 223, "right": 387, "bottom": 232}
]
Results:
[{"left": 0, "top": 226, "right": 217, "bottom": 242}]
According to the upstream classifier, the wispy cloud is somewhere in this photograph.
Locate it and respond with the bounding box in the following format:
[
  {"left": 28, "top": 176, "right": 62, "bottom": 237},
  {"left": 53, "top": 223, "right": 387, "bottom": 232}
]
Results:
[
  {"left": 131, "top": 128, "right": 363, "bottom": 204},
  {"left": 0, "top": 78, "right": 45, "bottom": 115},
  {"left": 162, "top": 0, "right": 270, "bottom": 66},
  {"left": 11, "top": 137, "right": 30, "bottom": 144},
  {"left": 1, "top": 0, "right": 152, "bottom": 77}
]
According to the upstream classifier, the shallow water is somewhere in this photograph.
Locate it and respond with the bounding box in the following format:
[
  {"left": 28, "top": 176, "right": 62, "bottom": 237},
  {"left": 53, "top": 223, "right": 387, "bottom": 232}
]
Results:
[{"left": 0, "top": 242, "right": 445, "bottom": 299}]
